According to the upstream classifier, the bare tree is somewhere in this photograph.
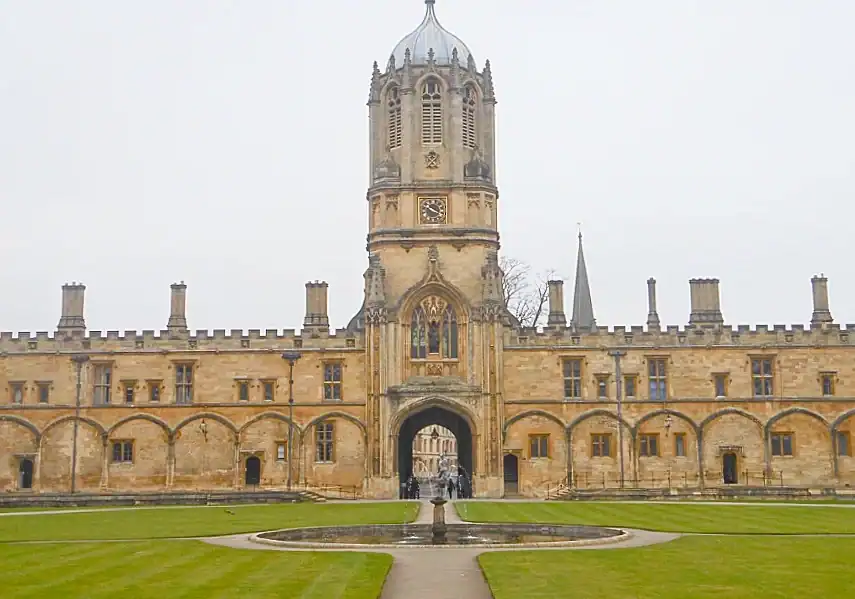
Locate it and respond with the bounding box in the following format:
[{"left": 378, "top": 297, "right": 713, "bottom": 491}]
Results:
[{"left": 500, "top": 256, "right": 556, "bottom": 328}]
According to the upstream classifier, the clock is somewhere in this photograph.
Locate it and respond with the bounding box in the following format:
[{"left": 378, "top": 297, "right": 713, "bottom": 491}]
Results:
[{"left": 419, "top": 197, "right": 447, "bottom": 224}]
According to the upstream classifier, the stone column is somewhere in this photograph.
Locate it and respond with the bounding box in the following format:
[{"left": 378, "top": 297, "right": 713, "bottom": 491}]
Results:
[{"left": 646, "top": 277, "right": 661, "bottom": 330}]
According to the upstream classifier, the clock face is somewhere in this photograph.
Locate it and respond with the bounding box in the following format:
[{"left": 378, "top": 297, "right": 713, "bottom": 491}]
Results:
[{"left": 419, "top": 198, "right": 447, "bottom": 224}]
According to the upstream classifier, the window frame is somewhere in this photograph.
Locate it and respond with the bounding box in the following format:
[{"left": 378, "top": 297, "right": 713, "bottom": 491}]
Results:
[
  {"left": 236, "top": 378, "right": 250, "bottom": 402},
  {"left": 837, "top": 431, "right": 851, "bottom": 457},
  {"left": 315, "top": 421, "right": 335, "bottom": 463},
  {"left": 420, "top": 79, "right": 443, "bottom": 145},
  {"left": 639, "top": 433, "right": 660, "bottom": 458},
  {"left": 770, "top": 432, "right": 794, "bottom": 457},
  {"left": 276, "top": 441, "right": 287, "bottom": 461},
  {"left": 713, "top": 373, "right": 728, "bottom": 398},
  {"left": 122, "top": 380, "right": 136, "bottom": 405},
  {"left": 36, "top": 381, "right": 51, "bottom": 404},
  {"left": 674, "top": 432, "right": 687, "bottom": 458},
  {"left": 174, "top": 362, "right": 194, "bottom": 405},
  {"left": 111, "top": 440, "right": 134, "bottom": 464},
  {"left": 595, "top": 374, "right": 609, "bottom": 399},
  {"left": 462, "top": 84, "right": 477, "bottom": 149},
  {"left": 820, "top": 372, "right": 836, "bottom": 396},
  {"left": 92, "top": 362, "right": 113, "bottom": 405},
  {"left": 323, "top": 362, "right": 343, "bottom": 401},
  {"left": 387, "top": 86, "right": 402, "bottom": 149},
  {"left": 10, "top": 381, "right": 25, "bottom": 404},
  {"left": 647, "top": 357, "right": 668, "bottom": 401},
  {"left": 147, "top": 380, "right": 162, "bottom": 403},
  {"left": 562, "top": 358, "right": 583, "bottom": 400},
  {"left": 591, "top": 433, "right": 612, "bottom": 458},
  {"left": 623, "top": 375, "right": 637, "bottom": 399},
  {"left": 751, "top": 357, "right": 775, "bottom": 398},
  {"left": 529, "top": 434, "right": 549, "bottom": 459},
  {"left": 262, "top": 379, "right": 276, "bottom": 402}
]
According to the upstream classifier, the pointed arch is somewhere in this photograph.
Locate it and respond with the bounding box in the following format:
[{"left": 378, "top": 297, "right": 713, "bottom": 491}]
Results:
[
  {"left": 831, "top": 408, "right": 855, "bottom": 432},
  {"left": 503, "top": 410, "right": 566, "bottom": 441},
  {"left": 398, "top": 279, "right": 470, "bottom": 322},
  {"left": 765, "top": 407, "right": 829, "bottom": 434},
  {"left": 240, "top": 411, "right": 303, "bottom": 440},
  {"left": 41, "top": 414, "right": 106, "bottom": 438},
  {"left": 700, "top": 408, "right": 763, "bottom": 432},
  {"left": 568, "top": 409, "right": 632, "bottom": 435},
  {"left": 420, "top": 76, "right": 443, "bottom": 145},
  {"left": 107, "top": 414, "right": 170, "bottom": 439},
  {"left": 389, "top": 395, "right": 478, "bottom": 439},
  {"left": 0, "top": 414, "right": 41, "bottom": 443},
  {"left": 634, "top": 409, "right": 699, "bottom": 435},
  {"left": 303, "top": 411, "right": 368, "bottom": 442},
  {"left": 171, "top": 412, "right": 237, "bottom": 441}
]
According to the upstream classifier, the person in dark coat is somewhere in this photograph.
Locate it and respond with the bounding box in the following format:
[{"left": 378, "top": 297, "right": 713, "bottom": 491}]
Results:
[{"left": 413, "top": 477, "right": 420, "bottom": 499}]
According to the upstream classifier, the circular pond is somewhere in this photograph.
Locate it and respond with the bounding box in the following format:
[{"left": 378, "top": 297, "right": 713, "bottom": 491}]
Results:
[{"left": 250, "top": 523, "right": 629, "bottom": 549}]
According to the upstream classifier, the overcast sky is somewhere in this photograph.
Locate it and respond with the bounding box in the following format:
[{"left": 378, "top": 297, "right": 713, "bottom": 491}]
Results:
[{"left": 1, "top": 0, "right": 853, "bottom": 333}]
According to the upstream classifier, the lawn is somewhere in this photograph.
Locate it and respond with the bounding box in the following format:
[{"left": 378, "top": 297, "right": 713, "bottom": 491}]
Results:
[
  {"left": 0, "top": 501, "right": 419, "bottom": 541},
  {"left": 479, "top": 536, "right": 855, "bottom": 599},
  {"left": 0, "top": 540, "right": 392, "bottom": 599},
  {"left": 456, "top": 501, "right": 855, "bottom": 533}
]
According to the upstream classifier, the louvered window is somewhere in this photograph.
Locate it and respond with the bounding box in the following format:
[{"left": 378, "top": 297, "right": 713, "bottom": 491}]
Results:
[
  {"left": 387, "top": 87, "right": 402, "bottom": 149},
  {"left": 421, "top": 80, "right": 442, "bottom": 145},
  {"left": 462, "top": 85, "right": 477, "bottom": 149}
]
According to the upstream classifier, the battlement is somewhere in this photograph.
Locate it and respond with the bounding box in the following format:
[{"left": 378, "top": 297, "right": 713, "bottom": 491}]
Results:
[
  {"left": 0, "top": 327, "right": 360, "bottom": 354},
  {"left": 511, "top": 322, "right": 855, "bottom": 348}
]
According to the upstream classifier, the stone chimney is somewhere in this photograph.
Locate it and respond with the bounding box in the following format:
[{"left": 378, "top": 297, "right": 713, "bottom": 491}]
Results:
[
  {"left": 57, "top": 282, "right": 86, "bottom": 334},
  {"left": 646, "top": 277, "right": 661, "bottom": 330},
  {"left": 304, "top": 281, "right": 330, "bottom": 329},
  {"left": 688, "top": 278, "right": 724, "bottom": 326},
  {"left": 547, "top": 280, "right": 566, "bottom": 326},
  {"left": 810, "top": 274, "right": 833, "bottom": 326},
  {"left": 167, "top": 281, "right": 188, "bottom": 335}
]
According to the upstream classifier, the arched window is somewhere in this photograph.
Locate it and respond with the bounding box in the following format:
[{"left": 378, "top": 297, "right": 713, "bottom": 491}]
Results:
[
  {"left": 387, "top": 87, "right": 402, "bottom": 149},
  {"left": 421, "top": 79, "right": 442, "bottom": 145},
  {"left": 462, "top": 85, "right": 477, "bottom": 149},
  {"left": 410, "top": 300, "right": 459, "bottom": 359}
]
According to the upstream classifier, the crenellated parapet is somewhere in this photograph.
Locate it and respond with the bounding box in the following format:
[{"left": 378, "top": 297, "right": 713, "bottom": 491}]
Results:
[{"left": 509, "top": 322, "right": 855, "bottom": 349}]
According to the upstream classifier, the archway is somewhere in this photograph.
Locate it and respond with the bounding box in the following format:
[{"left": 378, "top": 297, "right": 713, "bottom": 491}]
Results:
[
  {"left": 722, "top": 452, "right": 738, "bottom": 485},
  {"left": 397, "top": 406, "right": 474, "bottom": 494},
  {"left": 503, "top": 453, "right": 519, "bottom": 495},
  {"left": 18, "top": 458, "right": 34, "bottom": 490},
  {"left": 245, "top": 456, "right": 261, "bottom": 486}
]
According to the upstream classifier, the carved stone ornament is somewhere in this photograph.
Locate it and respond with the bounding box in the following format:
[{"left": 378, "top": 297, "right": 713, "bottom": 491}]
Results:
[
  {"left": 374, "top": 146, "right": 401, "bottom": 181},
  {"left": 425, "top": 150, "right": 440, "bottom": 169},
  {"left": 426, "top": 363, "right": 444, "bottom": 377}
]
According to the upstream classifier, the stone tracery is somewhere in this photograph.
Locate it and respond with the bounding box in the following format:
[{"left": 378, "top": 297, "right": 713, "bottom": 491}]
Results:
[{"left": 410, "top": 296, "right": 458, "bottom": 359}]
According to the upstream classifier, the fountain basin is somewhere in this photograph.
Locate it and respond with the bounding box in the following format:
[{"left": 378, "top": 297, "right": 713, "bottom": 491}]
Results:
[{"left": 249, "top": 523, "right": 629, "bottom": 549}]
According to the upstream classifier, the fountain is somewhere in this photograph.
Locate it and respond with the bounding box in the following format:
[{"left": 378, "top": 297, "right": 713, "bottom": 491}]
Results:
[{"left": 430, "top": 496, "right": 448, "bottom": 544}]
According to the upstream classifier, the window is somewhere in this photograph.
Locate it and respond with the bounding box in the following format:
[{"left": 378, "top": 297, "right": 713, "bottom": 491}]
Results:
[
  {"left": 316, "top": 422, "right": 334, "bottom": 462},
  {"left": 276, "top": 442, "right": 287, "bottom": 461},
  {"left": 596, "top": 375, "right": 609, "bottom": 399},
  {"left": 462, "top": 85, "right": 477, "bottom": 149},
  {"left": 410, "top": 302, "right": 458, "bottom": 359},
  {"left": 837, "top": 432, "right": 851, "bottom": 457},
  {"left": 751, "top": 358, "right": 774, "bottom": 397},
  {"left": 148, "top": 381, "right": 161, "bottom": 403},
  {"left": 563, "top": 359, "right": 582, "bottom": 399},
  {"left": 529, "top": 434, "right": 549, "bottom": 458},
  {"left": 674, "top": 433, "right": 687, "bottom": 457},
  {"left": 175, "top": 364, "right": 193, "bottom": 404},
  {"left": 111, "top": 441, "right": 133, "bottom": 463},
  {"left": 770, "top": 432, "right": 793, "bottom": 457},
  {"left": 11, "top": 383, "right": 24, "bottom": 404},
  {"left": 714, "top": 374, "right": 728, "bottom": 398},
  {"left": 37, "top": 382, "right": 50, "bottom": 404},
  {"left": 624, "top": 375, "right": 636, "bottom": 398},
  {"left": 591, "top": 434, "right": 611, "bottom": 458},
  {"left": 237, "top": 380, "right": 249, "bottom": 402},
  {"left": 387, "top": 86, "right": 402, "bottom": 149},
  {"left": 263, "top": 381, "right": 275, "bottom": 402},
  {"left": 92, "top": 364, "right": 112, "bottom": 405},
  {"left": 821, "top": 373, "right": 835, "bottom": 396},
  {"left": 421, "top": 79, "right": 442, "bottom": 145},
  {"left": 123, "top": 382, "right": 135, "bottom": 404},
  {"left": 648, "top": 358, "right": 667, "bottom": 400},
  {"left": 639, "top": 433, "right": 659, "bottom": 457},
  {"left": 323, "top": 363, "right": 343, "bottom": 401}
]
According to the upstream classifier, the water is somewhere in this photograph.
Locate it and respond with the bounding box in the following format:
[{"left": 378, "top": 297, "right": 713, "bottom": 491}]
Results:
[{"left": 256, "top": 523, "right": 624, "bottom": 547}]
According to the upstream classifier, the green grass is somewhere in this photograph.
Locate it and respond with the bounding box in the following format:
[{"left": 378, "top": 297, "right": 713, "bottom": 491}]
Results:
[
  {"left": 457, "top": 501, "right": 855, "bottom": 533},
  {"left": 0, "top": 502, "right": 419, "bottom": 541},
  {"left": 0, "top": 540, "right": 392, "bottom": 599},
  {"left": 479, "top": 536, "right": 855, "bottom": 599}
]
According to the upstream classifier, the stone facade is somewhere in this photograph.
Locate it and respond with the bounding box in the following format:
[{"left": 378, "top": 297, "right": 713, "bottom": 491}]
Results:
[{"left": 1, "top": 1, "right": 854, "bottom": 498}]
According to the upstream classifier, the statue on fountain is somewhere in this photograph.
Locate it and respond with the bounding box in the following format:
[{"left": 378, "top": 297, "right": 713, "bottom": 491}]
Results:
[{"left": 436, "top": 454, "right": 451, "bottom": 498}]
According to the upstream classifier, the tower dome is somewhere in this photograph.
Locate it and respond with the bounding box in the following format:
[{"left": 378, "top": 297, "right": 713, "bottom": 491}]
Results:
[{"left": 390, "top": 0, "right": 474, "bottom": 68}]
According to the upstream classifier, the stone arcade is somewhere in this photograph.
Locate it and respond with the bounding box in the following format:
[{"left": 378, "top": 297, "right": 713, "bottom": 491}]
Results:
[{"left": 2, "top": 1, "right": 854, "bottom": 498}]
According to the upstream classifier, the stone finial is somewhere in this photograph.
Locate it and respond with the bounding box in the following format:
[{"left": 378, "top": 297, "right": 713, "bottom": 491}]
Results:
[
  {"left": 688, "top": 278, "right": 724, "bottom": 326},
  {"left": 483, "top": 59, "right": 495, "bottom": 100},
  {"left": 467, "top": 53, "right": 477, "bottom": 72},
  {"left": 810, "top": 274, "right": 833, "bottom": 326},
  {"left": 481, "top": 250, "right": 504, "bottom": 309},
  {"left": 57, "top": 282, "right": 86, "bottom": 334},
  {"left": 387, "top": 53, "right": 396, "bottom": 74},
  {"left": 464, "top": 145, "right": 491, "bottom": 181},
  {"left": 547, "top": 280, "right": 567, "bottom": 326},
  {"left": 646, "top": 277, "right": 661, "bottom": 331},
  {"left": 304, "top": 281, "right": 330, "bottom": 329},
  {"left": 167, "top": 281, "right": 188, "bottom": 335},
  {"left": 368, "top": 60, "right": 381, "bottom": 103}
]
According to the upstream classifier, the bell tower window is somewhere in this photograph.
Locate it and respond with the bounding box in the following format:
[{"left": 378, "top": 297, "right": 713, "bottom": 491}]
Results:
[
  {"left": 421, "top": 79, "right": 443, "bottom": 145},
  {"left": 410, "top": 298, "right": 458, "bottom": 359},
  {"left": 462, "top": 85, "right": 476, "bottom": 149},
  {"left": 387, "top": 87, "right": 402, "bottom": 149}
]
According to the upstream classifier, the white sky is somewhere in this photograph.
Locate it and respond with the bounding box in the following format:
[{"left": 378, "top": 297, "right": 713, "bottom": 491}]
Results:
[{"left": 1, "top": 0, "right": 853, "bottom": 332}]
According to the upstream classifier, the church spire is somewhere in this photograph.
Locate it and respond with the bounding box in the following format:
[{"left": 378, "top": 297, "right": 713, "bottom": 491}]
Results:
[{"left": 571, "top": 230, "right": 596, "bottom": 333}]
